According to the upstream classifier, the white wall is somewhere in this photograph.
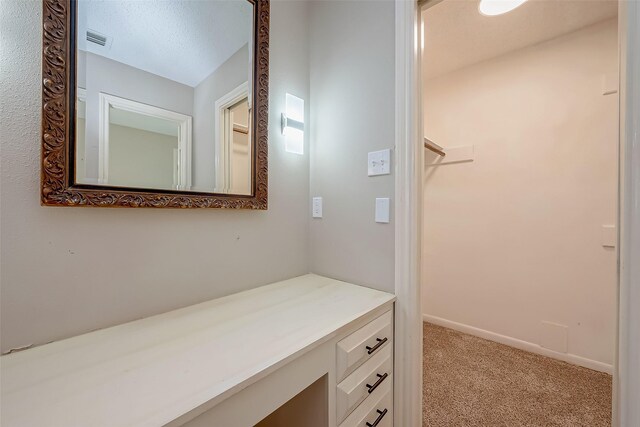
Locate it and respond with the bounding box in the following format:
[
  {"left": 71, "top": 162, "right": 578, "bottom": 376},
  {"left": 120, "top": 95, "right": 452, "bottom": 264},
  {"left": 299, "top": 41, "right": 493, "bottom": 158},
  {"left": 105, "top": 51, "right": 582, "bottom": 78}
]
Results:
[
  {"left": 0, "top": 0, "right": 310, "bottom": 353},
  {"left": 193, "top": 44, "right": 249, "bottom": 191},
  {"left": 422, "top": 20, "right": 618, "bottom": 367},
  {"left": 308, "top": 0, "right": 395, "bottom": 293}
]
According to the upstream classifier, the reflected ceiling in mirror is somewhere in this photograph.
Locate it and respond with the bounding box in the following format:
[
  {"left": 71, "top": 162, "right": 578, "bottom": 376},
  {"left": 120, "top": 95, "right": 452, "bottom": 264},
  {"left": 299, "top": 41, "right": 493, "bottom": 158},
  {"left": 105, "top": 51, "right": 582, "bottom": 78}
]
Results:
[{"left": 75, "top": 0, "right": 254, "bottom": 195}]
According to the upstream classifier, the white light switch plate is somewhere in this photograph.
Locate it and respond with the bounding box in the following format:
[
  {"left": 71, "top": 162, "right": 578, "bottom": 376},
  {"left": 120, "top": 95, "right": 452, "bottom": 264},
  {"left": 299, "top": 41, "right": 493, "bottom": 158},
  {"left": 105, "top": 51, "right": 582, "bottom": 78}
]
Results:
[
  {"left": 312, "top": 197, "right": 322, "bottom": 218},
  {"left": 602, "top": 225, "right": 616, "bottom": 247},
  {"left": 368, "top": 149, "right": 391, "bottom": 176},
  {"left": 375, "top": 198, "right": 390, "bottom": 223}
]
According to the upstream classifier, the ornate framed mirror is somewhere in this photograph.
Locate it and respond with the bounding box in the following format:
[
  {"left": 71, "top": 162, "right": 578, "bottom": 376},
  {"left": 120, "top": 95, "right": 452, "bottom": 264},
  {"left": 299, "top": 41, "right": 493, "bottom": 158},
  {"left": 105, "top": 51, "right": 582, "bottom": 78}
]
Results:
[{"left": 41, "top": 0, "right": 269, "bottom": 208}]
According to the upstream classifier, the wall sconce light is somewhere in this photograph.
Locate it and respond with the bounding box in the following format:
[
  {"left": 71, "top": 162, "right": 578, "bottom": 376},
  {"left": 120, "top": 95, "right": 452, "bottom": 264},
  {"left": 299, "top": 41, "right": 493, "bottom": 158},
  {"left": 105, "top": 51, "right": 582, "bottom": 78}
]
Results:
[{"left": 282, "top": 93, "right": 304, "bottom": 155}]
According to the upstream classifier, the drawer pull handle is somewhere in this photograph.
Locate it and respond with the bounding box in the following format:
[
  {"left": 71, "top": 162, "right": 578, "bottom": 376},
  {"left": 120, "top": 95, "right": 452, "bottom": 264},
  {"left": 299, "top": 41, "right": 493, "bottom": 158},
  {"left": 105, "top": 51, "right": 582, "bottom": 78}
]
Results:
[
  {"left": 366, "top": 372, "right": 388, "bottom": 394},
  {"left": 366, "top": 408, "right": 388, "bottom": 427},
  {"left": 366, "top": 337, "right": 387, "bottom": 355}
]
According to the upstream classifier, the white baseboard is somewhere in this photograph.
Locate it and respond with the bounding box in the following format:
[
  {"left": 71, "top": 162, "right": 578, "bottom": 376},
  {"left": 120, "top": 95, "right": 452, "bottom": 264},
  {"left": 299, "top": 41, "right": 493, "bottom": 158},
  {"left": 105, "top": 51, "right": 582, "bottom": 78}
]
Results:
[{"left": 422, "top": 314, "right": 613, "bottom": 374}]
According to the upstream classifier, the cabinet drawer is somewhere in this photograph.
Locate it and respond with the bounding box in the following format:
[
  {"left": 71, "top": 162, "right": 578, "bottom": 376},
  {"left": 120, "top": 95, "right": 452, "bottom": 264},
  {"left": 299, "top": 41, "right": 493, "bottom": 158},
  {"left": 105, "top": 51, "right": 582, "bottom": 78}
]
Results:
[
  {"left": 336, "top": 344, "right": 392, "bottom": 423},
  {"left": 337, "top": 310, "right": 392, "bottom": 382},
  {"left": 339, "top": 378, "right": 392, "bottom": 427}
]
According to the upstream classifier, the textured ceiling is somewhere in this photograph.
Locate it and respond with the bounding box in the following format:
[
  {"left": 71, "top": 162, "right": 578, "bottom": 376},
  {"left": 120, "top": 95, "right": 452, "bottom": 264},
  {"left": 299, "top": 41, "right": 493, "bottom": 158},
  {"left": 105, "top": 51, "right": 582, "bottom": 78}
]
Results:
[
  {"left": 422, "top": 0, "right": 617, "bottom": 79},
  {"left": 77, "top": 0, "right": 252, "bottom": 87}
]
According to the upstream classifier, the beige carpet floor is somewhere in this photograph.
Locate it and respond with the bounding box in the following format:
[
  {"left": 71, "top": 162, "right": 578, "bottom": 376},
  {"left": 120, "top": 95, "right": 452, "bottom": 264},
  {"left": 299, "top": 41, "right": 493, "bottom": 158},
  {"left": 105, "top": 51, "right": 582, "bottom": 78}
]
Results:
[{"left": 423, "top": 322, "right": 612, "bottom": 427}]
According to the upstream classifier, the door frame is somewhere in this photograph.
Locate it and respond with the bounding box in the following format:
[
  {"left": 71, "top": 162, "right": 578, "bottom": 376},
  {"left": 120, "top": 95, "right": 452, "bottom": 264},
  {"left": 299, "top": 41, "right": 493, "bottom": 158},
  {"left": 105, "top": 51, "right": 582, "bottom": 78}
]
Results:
[
  {"left": 393, "top": 1, "right": 640, "bottom": 426},
  {"left": 393, "top": 1, "right": 422, "bottom": 426},
  {"left": 97, "top": 92, "right": 192, "bottom": 190},
  {"left": 615, "top": 2, "right": 640, "bottom": 425},
  {"left": 214, "top": 82, "right": 249, "bottom": 194}
]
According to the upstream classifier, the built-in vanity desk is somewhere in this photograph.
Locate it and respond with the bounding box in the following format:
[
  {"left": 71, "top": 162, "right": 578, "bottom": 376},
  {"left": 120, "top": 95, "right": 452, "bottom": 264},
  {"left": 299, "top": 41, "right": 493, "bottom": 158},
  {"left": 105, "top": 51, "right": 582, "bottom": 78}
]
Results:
[{"left": 1, "top": 274, "right": 395, "bottom": 427}]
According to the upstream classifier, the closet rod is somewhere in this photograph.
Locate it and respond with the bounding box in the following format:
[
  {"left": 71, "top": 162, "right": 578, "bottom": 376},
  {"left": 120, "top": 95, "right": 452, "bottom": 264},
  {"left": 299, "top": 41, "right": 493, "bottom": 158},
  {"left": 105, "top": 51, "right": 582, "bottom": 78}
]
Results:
[{"left": 424, "top": 138, "right": 446, "bottom": 157}]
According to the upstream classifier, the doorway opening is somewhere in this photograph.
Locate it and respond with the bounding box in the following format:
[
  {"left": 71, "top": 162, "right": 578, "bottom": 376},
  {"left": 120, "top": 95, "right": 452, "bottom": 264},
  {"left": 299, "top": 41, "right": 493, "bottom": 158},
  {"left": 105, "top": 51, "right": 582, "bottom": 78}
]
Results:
[
  {"left": 215, "top": 82, "right": 252, "bottom": 195},
  {"left": 419, "top": 1, "right": 619, "bottom": 425}
]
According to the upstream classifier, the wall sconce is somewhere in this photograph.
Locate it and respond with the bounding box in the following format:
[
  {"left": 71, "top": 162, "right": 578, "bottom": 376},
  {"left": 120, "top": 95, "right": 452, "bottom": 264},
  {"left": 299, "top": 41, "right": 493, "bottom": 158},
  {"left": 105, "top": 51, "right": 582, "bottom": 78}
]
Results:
[{"left": 282, "top": 93, "right": 304, "bottom": 155}]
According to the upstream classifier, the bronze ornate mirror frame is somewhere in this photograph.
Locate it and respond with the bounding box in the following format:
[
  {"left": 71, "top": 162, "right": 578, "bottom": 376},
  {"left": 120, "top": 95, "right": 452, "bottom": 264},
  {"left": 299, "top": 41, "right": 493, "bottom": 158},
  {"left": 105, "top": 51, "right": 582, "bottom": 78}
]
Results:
[{"left": 41, "top": 0, "right": 269, "bottom": 208}]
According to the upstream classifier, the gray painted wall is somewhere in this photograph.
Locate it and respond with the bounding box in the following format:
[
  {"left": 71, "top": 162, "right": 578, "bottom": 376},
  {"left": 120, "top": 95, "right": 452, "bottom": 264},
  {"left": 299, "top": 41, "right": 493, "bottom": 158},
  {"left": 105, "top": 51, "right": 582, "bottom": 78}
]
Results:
[
  {"left": 308, "top": 0, "right": 396, "bottom": 293},
  {"left": 0, "top": 0, "right": 395, "bottom": 353},
  {"left": 0, "top": 0, "right": 311, "bottom": 353}
]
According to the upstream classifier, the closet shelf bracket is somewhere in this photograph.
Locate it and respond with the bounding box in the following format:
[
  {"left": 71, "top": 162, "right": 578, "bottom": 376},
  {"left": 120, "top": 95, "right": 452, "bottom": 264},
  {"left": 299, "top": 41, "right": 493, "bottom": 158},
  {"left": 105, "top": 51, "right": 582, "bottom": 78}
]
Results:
[{"left": 424, "top": 138, "right": 446, "bottom": 157}]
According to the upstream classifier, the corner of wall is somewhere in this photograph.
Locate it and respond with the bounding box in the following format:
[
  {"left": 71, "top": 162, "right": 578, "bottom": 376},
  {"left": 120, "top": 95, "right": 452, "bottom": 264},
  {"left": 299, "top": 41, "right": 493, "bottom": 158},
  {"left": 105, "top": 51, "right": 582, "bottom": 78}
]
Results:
[{"left": 307, "top": 0, "right": 396, "bottom": 294}]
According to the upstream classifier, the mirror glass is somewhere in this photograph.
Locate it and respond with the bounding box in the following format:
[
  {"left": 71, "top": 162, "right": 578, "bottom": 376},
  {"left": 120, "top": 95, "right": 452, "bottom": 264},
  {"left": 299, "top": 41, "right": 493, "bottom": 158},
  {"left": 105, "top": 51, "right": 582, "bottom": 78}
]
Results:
[{"left": 75, "top": 0, "right": 254, "bottom": 195}]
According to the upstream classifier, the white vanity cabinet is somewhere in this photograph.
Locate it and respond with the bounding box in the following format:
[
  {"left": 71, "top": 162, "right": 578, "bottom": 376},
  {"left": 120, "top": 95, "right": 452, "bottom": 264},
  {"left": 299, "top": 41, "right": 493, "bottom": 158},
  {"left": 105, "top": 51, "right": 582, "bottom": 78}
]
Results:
[
  {"left": 1, "top": 274, "right": 395, "bottom": 427},
  {"left": 336, "top": 311, "right": 393, "bottom": 426}
]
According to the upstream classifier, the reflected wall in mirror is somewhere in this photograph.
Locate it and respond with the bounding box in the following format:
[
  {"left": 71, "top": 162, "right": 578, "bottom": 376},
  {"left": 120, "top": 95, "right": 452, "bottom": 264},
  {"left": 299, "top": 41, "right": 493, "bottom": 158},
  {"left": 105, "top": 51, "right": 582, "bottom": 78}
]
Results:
[
  {"left": 75, "top": 0, "right": 253, "bottom": 195},
  {"left": 41, "top": 0, "right": 269, "bottom": 208}
]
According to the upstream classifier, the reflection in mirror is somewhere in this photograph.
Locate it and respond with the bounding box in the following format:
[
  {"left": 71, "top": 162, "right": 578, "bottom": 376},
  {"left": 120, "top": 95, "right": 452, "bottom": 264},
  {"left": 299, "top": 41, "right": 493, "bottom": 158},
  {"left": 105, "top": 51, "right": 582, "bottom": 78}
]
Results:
[{"left": 75, "top": 0, "right": 254, "bottom": 195}]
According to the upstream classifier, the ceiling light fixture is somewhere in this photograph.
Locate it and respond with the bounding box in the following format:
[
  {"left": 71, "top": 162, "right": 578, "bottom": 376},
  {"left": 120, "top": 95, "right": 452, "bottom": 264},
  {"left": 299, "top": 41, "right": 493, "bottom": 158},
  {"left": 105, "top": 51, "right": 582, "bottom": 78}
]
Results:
[{"left": 478, "top": 0, "right": 528, "bottom": 16}]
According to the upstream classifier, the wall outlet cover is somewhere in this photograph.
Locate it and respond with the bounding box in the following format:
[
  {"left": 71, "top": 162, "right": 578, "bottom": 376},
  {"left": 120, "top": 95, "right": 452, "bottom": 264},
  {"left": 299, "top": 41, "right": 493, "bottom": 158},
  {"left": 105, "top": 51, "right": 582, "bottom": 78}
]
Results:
[
  {"left": 375, "top": 198, "right": 390, "bottom": 223},
  {"left": 312, "top": 197, "right": 323, "bottom": 218}
]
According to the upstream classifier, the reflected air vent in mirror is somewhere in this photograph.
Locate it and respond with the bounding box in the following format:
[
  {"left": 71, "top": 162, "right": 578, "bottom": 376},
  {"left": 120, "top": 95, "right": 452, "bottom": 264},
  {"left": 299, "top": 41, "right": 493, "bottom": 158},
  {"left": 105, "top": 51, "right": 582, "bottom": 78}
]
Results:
[{"left": 86, "top": 30, "right": 107, "bottom": 46}]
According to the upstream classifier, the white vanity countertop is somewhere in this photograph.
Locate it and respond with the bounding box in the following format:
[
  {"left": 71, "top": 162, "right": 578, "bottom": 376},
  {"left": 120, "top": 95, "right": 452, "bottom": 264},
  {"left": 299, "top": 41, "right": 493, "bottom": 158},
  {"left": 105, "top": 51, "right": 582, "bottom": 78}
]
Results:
[{"left": 0, "top": 274, "right": 395, "bottom": 427}]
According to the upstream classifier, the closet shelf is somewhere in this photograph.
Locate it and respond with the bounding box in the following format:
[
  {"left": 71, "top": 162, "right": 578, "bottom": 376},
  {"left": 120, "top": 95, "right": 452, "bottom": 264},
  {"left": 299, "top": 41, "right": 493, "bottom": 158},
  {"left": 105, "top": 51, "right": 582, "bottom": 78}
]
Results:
[{"left": 424, "top": 138, "right": 446, "bottom": 157}]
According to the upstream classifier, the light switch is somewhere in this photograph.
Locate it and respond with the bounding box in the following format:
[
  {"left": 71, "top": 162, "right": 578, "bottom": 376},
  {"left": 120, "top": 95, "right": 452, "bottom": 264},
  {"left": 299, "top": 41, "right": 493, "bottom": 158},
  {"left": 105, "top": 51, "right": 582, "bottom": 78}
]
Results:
[
  {"left": 602, "top": 225, "right": 616, "bottom": 247},
  {"left": 368, "top": 149, "right": 391, "bottom": 176},
  {"left": 375, "top": 198, "right": 390, "bottom": 223},
  {"left": 312, "top": 197, "right": 323, "bottom": 218}
]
